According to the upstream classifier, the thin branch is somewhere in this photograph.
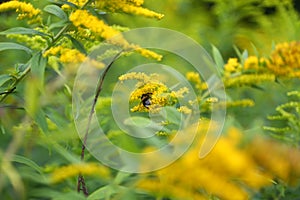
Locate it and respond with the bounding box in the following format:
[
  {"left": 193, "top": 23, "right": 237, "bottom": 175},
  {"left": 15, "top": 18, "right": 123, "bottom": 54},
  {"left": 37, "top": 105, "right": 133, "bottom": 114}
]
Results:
[{"left": 77, "top": 51, "right": 123, "bottom": 196}]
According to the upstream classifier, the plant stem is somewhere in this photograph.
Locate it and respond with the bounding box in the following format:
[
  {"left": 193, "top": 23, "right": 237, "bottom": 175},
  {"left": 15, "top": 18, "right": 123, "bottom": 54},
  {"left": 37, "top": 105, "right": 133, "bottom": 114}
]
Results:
[{"left": 77, "top": 51, "right": 123, "bottom": 196}]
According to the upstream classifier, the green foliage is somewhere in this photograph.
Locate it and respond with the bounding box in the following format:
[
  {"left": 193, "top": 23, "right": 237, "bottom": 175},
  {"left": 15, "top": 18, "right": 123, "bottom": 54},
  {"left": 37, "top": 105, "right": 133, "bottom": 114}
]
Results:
[{"left": 264, "top": 91, "right": 300, "bottom": 146}]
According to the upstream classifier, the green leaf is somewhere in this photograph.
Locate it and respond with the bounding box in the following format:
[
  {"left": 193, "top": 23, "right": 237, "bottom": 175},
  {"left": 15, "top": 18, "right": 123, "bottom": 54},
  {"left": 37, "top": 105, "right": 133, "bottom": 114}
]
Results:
[
  {"left": 44, "top": 4, "right": 68, "bottom": 20},
  {"left": 164, "top": 106, "right": 181, "bottom": 124},
  {"left": 49, "top": 20, "right": 69, "bottom": 30},
  {"left": 34, "top": 109, "right": 49, "bottom": 133},
  {"left": 12, "top": 155, "right": 43, "bottom": 175},
  {"left": 241, "top": 50, "right": 248, "bottom": 63},
  {"left": 31, "top": 52, "right": 47, "bottom": 87},
  {"left": 113, "top": 171, "right": 132, "bottom": 185},
  {"left": 211, "top": 45, "right": 224, "bottom": 73},
  {"left": 88, "top": 185, "right": 127, "bottom": 200},
  {"left": 233, "top": 45, "right": 242, "bottom": 60},
  {"left": 0, "top": 27, "right": 50, "bottom": 38},
  {"left": 65, "top": 34, "right": 87, "bottom": 54},
  {"left": 0, "top": 74, "right": 11, "bottom": 87},
  {"left": 0, "top": 42, "right": 32, "bottom": 54}
]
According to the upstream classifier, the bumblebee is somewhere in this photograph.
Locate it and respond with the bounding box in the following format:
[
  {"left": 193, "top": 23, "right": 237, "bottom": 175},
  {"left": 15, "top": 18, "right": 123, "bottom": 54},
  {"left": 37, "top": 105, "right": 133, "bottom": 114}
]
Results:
[{"left": 141, "top": 93, "right": 152, "bottom": 108}]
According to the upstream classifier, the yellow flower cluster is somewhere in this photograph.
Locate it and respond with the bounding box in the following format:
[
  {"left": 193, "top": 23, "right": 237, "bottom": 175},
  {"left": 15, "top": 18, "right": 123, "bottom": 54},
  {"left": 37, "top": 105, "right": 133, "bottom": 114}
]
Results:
[
  {"left": 61, "top": 0, "right": 88, "bottom": 9},
  {"left": 69, "top": 10, "right": 162, "bottom": 61},
  {"left": 44, "top": 46, "right": 86, "bottom": 64},
  {"left": 70, "top": 9, "right": 120, "bottom": 40},
  {"left": 267, "top": 41, "right": 300, "bottom": 78},
  {"left": 244, "top": 56, "right": 259, "bottom": 70},
  {"left": 224, "top": 41, "right": 300, "bottom": 79},
  {"left": 0, "top": 1, "right": 41, "bottom": 24},
  {"left": 137, "top": 124, "right": 300, "bottom": 199},
  {"left": 134, "top": 47, "right": 163, "bottom": 61},
  {"left": 119, "top": 72, "right": 189, "bottom": 112},
  {"left": 186, "top": 72, "right": 208, "bottom": 90},
  {"left": 50, "top": 163, "right": 110, "bottom": 183},
  {"left": 224, "top": 58, "right": 242, "bottom": 76},
  {"left": 177, "top": 105, "right": 192, "bottom": 114},
  {"left": 95, "top": 0, "right": 164, "bottom": 20}
]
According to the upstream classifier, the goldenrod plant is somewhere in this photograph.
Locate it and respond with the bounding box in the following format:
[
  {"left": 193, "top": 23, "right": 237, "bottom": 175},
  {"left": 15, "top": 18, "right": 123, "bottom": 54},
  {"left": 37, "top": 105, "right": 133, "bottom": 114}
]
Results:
[{"left": 0, "top": 0, "right": 300, "bottom": 200}]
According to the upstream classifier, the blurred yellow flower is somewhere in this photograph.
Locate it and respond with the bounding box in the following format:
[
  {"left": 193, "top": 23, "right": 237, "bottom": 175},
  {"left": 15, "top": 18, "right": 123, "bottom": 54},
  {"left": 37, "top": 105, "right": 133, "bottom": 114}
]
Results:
[
  {"left": 50, "top": 163, "right": 110, "bottom": 183},
  {"left": 244, "top": 56, "right": 259, "bottom": 70},
  {"left": 224, "top": 58, "right": 242, "bottom": 76},
  {"left": 137, "top": 124, "right": 300, "bottom": 199},
  {"left": 267, "top": 41, "right": 300, "bottom": 78}
]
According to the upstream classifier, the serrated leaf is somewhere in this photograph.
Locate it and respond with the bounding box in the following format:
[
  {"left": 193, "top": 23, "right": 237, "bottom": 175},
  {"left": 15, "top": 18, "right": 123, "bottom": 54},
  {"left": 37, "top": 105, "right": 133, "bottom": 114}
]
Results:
[
  {"left": 0, "top": 42, "right": 32, "bottom": 54},
  {"left": 211, "top": 45, "right": 225, "bottom": 73},
  {"left": 0, "top": 74, "right": 11, "bottom": 87},
  {"left": 0, "top": 27, "right": 50, "bottom": 38},
  {"left": 65, "top": 34, "right": 87, "bottom": 54},
  {"left": 44, "top": 4, "right": 67, "bottom": 20}
]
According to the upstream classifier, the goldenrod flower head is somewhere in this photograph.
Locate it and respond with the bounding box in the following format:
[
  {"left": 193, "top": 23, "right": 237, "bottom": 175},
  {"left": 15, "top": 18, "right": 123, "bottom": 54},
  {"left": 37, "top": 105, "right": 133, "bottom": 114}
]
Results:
[
  {"left": 224, "top": 58, "right": 242, "bottom": 74},
  {"left": 119, "top": 72, "right": 189, "bottom": 112},
  {"left": 0, "top": 1, "right": 42, "bottom": 24},
  {"left": 44, "top": 46, "right": 86, "bottom": 64},
  {"left": 186, "top": 72, "right": 207, "bottom": 90},
  {"left": 50, "top": 163, "right": 110, "bottom": 183},
  {"left": 244, "top": 56, "right": 259, "bottom": 70},
  {"left": 70, "top": 9, "right": 120, "bottom": 40},
  {"left": 267, "top": 41, "right": 300, "bottom": 78},
  {"left": 177, "top": 106, "right": 192, "bottom": 114},
  {"left": 95, "top": 0, "right": 164, "bottom": 20}
]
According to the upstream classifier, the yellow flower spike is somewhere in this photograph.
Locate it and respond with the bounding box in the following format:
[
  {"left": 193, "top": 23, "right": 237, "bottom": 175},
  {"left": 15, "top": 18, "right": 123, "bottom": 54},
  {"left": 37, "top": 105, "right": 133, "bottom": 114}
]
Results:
[
  {"left": 50, "top": 163, "right": 110, "bottom": 184},
  {"left": 134, "top": 48, "right": 163, "bottom": 61},
  {"left": 0, "top": 1, "right": 42, "bottom": 24},
  {"left": 70, "top": 10, "right": 120, "bottom": 40},
  {"left": 69, "top": 10, "right": 163, "bottom": 61},
  {"left": 224, "top": 73, "right": 275, "bottom": 87}
]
